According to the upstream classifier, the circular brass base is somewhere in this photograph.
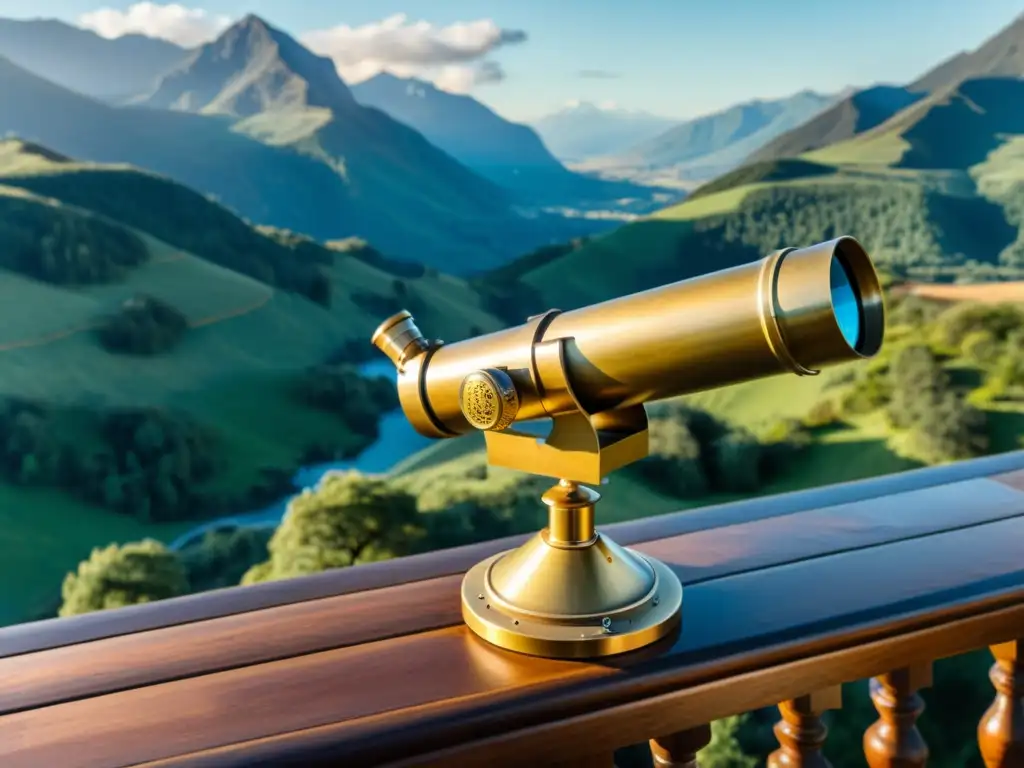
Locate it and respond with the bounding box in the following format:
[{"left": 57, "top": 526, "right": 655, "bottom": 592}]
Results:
[{"left": 461, "top": 537, "right": 683, "bottom": 659}]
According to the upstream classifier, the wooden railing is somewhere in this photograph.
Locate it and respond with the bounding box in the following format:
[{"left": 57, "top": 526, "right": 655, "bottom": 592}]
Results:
[{"left": 1, "top": 451, "right": 1023, "bottom": 767}]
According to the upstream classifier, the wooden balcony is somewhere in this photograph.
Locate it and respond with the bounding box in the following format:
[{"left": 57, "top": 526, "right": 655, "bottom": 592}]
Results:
[{"left": 2, "top": 450, "right": 1023, "bottom": 767}]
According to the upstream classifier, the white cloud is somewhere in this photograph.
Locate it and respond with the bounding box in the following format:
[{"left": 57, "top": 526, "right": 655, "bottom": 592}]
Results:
[
  {"left": 75, "top": 5, "right": 524, "bottom": 92},
  {"left": 78, "top": 2, "right": 230, "bottom": 48},
  {"left": 300, "top": 13, "right": 524, "bottom": 92}
]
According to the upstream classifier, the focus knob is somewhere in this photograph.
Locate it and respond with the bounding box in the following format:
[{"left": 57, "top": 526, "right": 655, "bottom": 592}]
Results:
[{"left": 459, "top": 368, "right": 519, "bottom": 431}]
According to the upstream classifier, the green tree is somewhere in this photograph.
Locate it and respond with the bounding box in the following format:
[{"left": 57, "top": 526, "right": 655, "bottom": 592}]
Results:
[
  {"left": 960, "top": 330, "right": 1000, "bottom": 368},
  {"left": 96, "top": 294, "right": 189, "bottom": 355},
  {"left": 698, "top": 716, "right": 759, "bottom": 768},
  {"left": 59, "top": 539, "right": 188, "bottom": 617},
  {"left": 243, "top": 472, "right": 424, "bottom": 584},
  {"left": 642, "top": 416, "right": 709, "bottom": 498},
  {"left": 909, "top": 394, "right": 989, "bottom": 463},
  {"left": 180, "top": 527, "right": 273, "bottom": 592},
  {"left": 711, "top": 430, "right": 763, "bottom": 493},
  {"left": 887, "top": 345, "right": 947, "bottom": 429}
]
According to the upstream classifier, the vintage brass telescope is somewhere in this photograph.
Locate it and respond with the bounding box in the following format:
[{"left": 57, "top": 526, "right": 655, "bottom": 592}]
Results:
[{"left": 371, "top": 236, "right": 885, "bottom": 659}]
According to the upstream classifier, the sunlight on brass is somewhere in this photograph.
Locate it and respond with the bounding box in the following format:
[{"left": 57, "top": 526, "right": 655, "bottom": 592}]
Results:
[
  {"left": 459, "top": 369, "right": 520, "bottom": 431},
  {"left": 370, "top": 310, "right": 431, "bottom": 373},
  {"left": 372, "top": 236, "right": 885, "bottom": 659}
]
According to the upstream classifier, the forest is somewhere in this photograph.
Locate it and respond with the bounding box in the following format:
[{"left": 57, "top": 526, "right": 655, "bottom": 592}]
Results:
[
  {"left": 0, "top": 362, "right": 397, "bottom": 523},
  {"left": 2, "top": 170, "right": 335, "bottom": 303}
]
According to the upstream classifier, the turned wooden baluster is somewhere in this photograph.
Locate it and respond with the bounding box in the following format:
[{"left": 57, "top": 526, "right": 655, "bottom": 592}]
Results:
[
  {"left": 979, "top": 639, "right": 1024, "bottom": 768},
  {"left": 650, "top": 724, "right": 712, "bottom": 768},
  {"left": 768, "top": 685, "right": 843, "bottom": 768},
  {"left": 864, "top": 662, "right": 932, "bottom": 768}
]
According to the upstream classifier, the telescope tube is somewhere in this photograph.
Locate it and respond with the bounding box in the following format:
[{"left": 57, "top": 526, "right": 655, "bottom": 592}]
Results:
[{"left": 372, "top": 237, "right": 884, "bottom": 439}]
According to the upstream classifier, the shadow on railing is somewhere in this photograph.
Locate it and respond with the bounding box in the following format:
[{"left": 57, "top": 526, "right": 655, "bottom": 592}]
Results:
[{"left": 0, "top": 450, "right": 1022, "bottom": 767}]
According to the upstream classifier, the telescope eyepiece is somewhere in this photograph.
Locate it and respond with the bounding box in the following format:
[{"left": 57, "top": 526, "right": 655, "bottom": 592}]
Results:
[{"left": 371, "top": 310, "right": 430, "bottom": 371}]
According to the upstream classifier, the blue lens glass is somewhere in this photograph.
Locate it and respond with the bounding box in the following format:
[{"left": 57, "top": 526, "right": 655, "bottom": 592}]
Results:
[{"left": 830, "top": 255, "right": 862, "bottom": 350}]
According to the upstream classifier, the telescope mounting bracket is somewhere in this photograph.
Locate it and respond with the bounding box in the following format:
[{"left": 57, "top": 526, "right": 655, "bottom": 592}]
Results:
[{"left": 461, "top": 323, "right": 651, "bottom": 485}]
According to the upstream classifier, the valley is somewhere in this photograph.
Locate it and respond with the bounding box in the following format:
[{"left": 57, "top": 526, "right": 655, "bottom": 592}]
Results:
[{"left": 0, "top": 4, "right": 1021, "bottom": 658}]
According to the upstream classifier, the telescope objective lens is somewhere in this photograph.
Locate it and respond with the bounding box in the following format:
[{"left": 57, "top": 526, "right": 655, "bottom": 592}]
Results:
[{"left": 830, "top": 254, "right": 863, "bottom": 352}]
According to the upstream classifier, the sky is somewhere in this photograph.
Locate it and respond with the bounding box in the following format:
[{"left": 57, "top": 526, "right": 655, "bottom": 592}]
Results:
[{"left": 0, "top": 0, "right": 1021, "bottom": 122}]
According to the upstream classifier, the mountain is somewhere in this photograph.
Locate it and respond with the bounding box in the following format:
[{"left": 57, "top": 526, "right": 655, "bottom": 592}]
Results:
[
  {"left": 531, "top": 102, "right": 679, "bottom": 162},
  {"left": 752, "top": 11, "right": 1024, "bottom": 164},
  {"left": 352, "top": 73, "right": 558, "bottom": 173},
  {"left": 350, "top": 72, "right": 668, "bottom": 208},
  {"left": 748, "top": 85, "right": 923, "bottom": 163},
  {"left": 909, "top": 11, "right": 1024, "bottom": 93},
  {"left": 0, "top": 18, "right": 187, "bottom": 100},
  {"left": 577, "top": 91, "right": 836, "bottom": 189},
  {"left": 140, "top": 14, "right": 356, "bottom": 115},
  {"left": 0, "top": 18, "right": 576, "bottom": 273},
  {"left": 823, "top": 77, "right": 1024, "bottom": 171}
]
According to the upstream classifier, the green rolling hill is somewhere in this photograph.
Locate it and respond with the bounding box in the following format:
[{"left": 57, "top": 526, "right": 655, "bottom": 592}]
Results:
[{"left": 0, "top": 138, "right": 504, "bottom": 623}]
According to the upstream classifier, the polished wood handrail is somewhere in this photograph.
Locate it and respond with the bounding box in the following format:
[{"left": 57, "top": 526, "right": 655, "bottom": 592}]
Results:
[{"left": 1, "top": 451, "right": 1023, "bottom": 767}]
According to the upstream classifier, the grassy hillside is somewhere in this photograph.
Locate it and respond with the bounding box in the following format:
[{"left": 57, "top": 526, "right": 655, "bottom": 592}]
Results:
[
  {"left": 749, "top": 85, "right": 923, "bottom": 164},
  {"left": 0, "top": 139, "right": 504, "bottom": 624}
]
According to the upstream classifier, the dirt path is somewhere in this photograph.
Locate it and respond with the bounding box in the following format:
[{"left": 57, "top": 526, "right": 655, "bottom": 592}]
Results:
[
  {"left": 0, "top": 287, "right": 274, "bottom": 353},
  {"left": 188, "top": 293, "right": 272, "bottom": 329},
  {"left": 0, "top": 321, "right": 100, "bottom": 352},
  {"left": 900, "top": 282, "right": 1024, "bottom": 304}
]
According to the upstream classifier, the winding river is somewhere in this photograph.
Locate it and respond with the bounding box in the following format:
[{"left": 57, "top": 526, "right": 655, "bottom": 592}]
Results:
[{"left": 169, "top": 359, "right": 431, "bottom": 550}]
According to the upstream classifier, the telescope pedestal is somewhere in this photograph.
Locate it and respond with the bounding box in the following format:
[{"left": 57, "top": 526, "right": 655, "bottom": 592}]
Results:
[{"left": 461, "top": 480, "right": 683, "bottom": 659}]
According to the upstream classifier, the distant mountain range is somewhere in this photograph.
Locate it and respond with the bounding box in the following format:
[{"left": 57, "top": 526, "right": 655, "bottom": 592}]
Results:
[
  {"left": 350, "top": 73, "right": 661, "bottom": 207},
  {"left": 576, "top": 91, "right": 839, "bottom": 189},
  {"left": 0, "top": 15, "right": 669, "bottom": 218},
  {"left": 0, "top": 15, "right": 604, "bottom": 272},
  {"left": 0, "top": 18, "right": 186, "bottom": 99},
  {"left": 531, "top": 102, "right": 679, "bottom": 162}
]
